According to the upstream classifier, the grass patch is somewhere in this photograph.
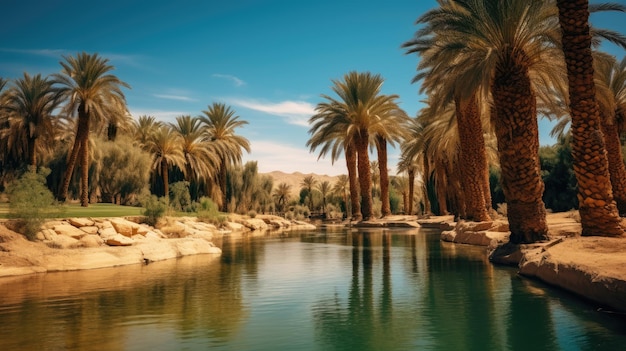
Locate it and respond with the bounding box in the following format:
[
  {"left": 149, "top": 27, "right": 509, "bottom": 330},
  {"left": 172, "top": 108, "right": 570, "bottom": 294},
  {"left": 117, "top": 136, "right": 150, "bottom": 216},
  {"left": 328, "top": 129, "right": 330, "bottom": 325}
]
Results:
[{"left": 0, "top": 203, "right": 144, "bottom": 219}]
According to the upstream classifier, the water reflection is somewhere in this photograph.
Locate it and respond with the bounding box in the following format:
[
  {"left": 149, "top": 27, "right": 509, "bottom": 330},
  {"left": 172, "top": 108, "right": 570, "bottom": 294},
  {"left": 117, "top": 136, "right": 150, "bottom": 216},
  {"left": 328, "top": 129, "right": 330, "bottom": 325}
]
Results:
[{"left": 0, "top": 229, "right": 624, "bottom": 350}]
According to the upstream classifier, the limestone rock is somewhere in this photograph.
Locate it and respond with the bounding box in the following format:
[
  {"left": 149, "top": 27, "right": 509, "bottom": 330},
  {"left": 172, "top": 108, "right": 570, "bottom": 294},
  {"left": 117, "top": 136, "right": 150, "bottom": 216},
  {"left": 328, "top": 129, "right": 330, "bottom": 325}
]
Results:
[
  {"left": 98, "top": 227, "right": 118, "bottom": 238},
  {"left": 110, "top": 218, "right": 141, "bottom": 237},
  {"left": 53, "top": 224, "right": 87, "bottom": 239},
  {"left": 105, "top": 234, "right": 134, "bottom": 246},
  {"left": 79, "top": 234, "right": 104, "bottom": 248},
  {"left": 80, "top": 226, "right": 99, "bottom": 235},
  {"left": 48, "top": 234, "right": 80, "bottom": 249},
  {"left": 68, "top": 218, "right": 94, "bottom": 227}
]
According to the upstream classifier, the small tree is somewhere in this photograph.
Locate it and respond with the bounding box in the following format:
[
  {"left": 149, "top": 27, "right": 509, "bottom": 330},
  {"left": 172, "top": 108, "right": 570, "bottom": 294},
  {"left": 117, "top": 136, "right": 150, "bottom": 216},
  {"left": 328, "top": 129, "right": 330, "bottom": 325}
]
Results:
[
  {"left": 169, "top": 181, "right": 192, "bottom": 212},
  {"left": 8, "top": 167, "right": 62, "bottom": 240},
  {"left": 141, "top": 194, "right": 168, "bottom": 226}
]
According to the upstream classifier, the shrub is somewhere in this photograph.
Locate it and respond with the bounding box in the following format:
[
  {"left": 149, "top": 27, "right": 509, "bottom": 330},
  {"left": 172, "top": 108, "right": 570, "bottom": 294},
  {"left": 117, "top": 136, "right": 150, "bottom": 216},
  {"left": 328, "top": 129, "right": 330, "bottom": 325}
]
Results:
[
  {"left": 248, "top": 210, "right": 257, "bottom": 218},
  {"left": 169, "top": 181, "right": 192, "bottom": 212},
  {"left": 7, "top": 167, "right": 62, "bottom": 240},
  {"left": 141, "top": 194, "right": 169, "bottom": 226},
  {"left": 196, "top": 197, "right": 226, "bottom": 226}
]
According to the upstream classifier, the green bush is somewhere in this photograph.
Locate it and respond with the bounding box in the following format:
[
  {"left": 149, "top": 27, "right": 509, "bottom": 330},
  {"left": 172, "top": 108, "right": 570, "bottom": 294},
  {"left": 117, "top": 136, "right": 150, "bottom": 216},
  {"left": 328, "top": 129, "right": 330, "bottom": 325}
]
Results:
[
  {"left": 169, "top": 181, "right": 192, "bottom": 212},
  {"left": 141, "top": 194, "right": 168, "bottom": 226},
  {"left": 8, "top": 167, "right": 62, "bottom": 240},
  {"left": 248, "top": 210, "right": 257, "bottom": 218},
  {"left": 196, "top": 197, "right": 226, "bottom": 226}
]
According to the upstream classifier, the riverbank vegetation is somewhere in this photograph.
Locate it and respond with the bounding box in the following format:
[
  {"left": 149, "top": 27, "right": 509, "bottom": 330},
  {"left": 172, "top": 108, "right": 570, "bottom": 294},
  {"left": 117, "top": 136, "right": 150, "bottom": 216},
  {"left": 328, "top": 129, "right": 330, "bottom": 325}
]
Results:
[{"left": 1, "top": 1, "right": 626, "bottom": 250}]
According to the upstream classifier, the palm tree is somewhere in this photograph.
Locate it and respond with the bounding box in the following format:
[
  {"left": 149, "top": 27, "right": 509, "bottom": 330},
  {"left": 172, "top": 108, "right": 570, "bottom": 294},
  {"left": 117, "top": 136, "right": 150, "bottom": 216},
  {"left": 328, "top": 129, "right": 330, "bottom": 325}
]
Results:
[
  {"left": 332, "top": 174, "right": 350, "bottom": 218},
  {"left": 398, "top": 117, "right": 425, "bottom": 216},
  {"left": 1, "top": 73, "right": 63, "bottom": 167},
  {"left": 317, "top": 180, "right": 331, "bottom": 215},
  {"left": 54, "top": 52, "right": 130, "bottom": 206},
  {"left": 307, "top": 102, "right": 361, "bottom": 220},
  {"left": 273, "top": 182, "right": 292, "bottom": 213},
  {"left": 169, "top": 115, "right": 219, "bottom": 197},
  {"left": 200, "top": 103, "right": 250, "bottom": 212},
  {"left": 133, "top": 115, "right": 163, "bottom": 148},
  {"left": 308, "top": 71, "right": 402, "bottom": 220},
  {"left": 404, "top": 0, "right": 565, "bottom": 243},
  {"left": 556, "top": 0, "right": 625, "bottom": 236},
  {"left": 300, "top": 175, "right": 317, "bottom": 211},
  {"left": 145, "top": 125, "right": 186, "bottom": 197}
]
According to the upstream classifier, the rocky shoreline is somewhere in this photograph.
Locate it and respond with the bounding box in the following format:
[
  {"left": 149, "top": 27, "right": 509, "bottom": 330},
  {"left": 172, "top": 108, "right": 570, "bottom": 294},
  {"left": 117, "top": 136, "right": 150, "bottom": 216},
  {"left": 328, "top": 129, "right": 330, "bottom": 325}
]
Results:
[
  {"left": 0, "top": 214, "right": 316, "bottom": 277},
  {"left": 420, "top": 212, "right": 626, "bottom": 314}
]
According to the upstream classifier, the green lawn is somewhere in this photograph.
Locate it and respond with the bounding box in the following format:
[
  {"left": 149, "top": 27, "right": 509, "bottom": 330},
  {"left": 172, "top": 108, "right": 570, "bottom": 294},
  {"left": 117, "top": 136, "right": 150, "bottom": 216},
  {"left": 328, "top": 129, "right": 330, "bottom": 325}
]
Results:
[{"left": 0, "top": 203, "right": 144, "bottom": 219}]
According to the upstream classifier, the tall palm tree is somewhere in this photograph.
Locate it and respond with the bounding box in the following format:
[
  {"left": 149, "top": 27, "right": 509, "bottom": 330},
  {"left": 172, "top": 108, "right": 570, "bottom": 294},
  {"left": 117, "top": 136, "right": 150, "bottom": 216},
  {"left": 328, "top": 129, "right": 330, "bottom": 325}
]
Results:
[
  {"left": 307, "top": 102, "right": 361, "bottom": 220},
  {"left": 145, "top": 125, "right": 186, "bottom": 197},
  {"left": 556, "top": 0, "right": 625, "bottom": 236},
  {"left": 273, "top": 182, "right": 292, "bottom": 213},
  {"left": 200, "top": 103, "right": 250, "bottom": 212},
  {"left": 308, "top": 71, "right": 402, "bottom": 220},
  {"left": 317, "top": 180, "right": 331, "bottom": 215},
  {"left": 133, "top": 115, "right": 163, "bottom": 148},
  {"left": 1, "top": 73, "right": 63, "bottom": 167},
  {"left": 398, "top": 117, "right": 425, "bottom": 216},
  {"left": 54, "top": 52, "right": 130, "bottom": 206},
  {"left": 405, "top": 0, "right": 565, "bottom": 243},
  {"left": 300, "top": 175, "right": 318, "bottom": 211},
  {"left": 331, "top": 174, "right": 350, "bottom": 218},
  {"left": 169, "top": 115, "right": 218, "bottom": 194}
]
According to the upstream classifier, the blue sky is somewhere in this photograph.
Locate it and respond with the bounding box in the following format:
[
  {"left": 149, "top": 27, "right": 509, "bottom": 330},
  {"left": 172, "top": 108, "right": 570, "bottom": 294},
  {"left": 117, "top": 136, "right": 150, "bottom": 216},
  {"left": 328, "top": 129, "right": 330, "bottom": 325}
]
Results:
[{"left": 1, "top": 1, "right": 625, "bottom": 176}]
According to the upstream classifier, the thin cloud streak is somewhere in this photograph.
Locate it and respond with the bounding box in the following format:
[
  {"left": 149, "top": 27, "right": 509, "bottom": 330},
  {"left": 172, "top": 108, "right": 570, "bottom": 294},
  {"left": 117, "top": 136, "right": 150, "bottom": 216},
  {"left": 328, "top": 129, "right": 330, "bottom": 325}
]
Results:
[
  {"left": 212, "top": 74, "right": 246, "bottom": 87},
  {"left": 129, "top": 109, "right": 192, "bottom": 123},
  {"left": 153, "top": 94, "right": 197, "bottom": 102},
  {"left": 230, "top": 99, "right": 315, "bottom": 127}
]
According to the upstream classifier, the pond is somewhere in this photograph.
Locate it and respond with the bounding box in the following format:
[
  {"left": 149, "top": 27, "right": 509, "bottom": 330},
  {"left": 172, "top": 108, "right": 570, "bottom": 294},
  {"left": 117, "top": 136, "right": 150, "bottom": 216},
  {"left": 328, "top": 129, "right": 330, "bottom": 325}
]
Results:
[{"left": 0, "top": 228, "right": 624, "bottom": 350}]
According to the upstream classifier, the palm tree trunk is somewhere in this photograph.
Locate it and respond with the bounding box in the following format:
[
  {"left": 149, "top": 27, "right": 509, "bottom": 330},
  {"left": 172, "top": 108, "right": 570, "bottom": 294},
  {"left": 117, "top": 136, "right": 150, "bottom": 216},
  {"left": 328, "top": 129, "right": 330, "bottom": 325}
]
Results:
[
  {"left": 346, "top": 143, "right": 361, "bottom": 220},
  {"left": 492, "top": 46, "right": 548, "bottom": 244},
  {"left": 28, "top": 137, "right": 37, "bottom": 167},
  {"left": 436, "top": 159, "right": 449, "bottom": 216},
  {"left": 455, "top": 96, "right": 491, "bottom": 222},
  {"left": 376, "top": 135, "right": 391, "bottom": 217},
  {"left": 407, "top": 167, "right": 415, "bottom": 215},
  {"left": 80, "top": 132, "right": 89, "bottom": 207},
  {"left": 600, "top": 118, "right": 626, "bottom": 215},
  {"left": 356, "top": 131, "right": 373, "bottom": 220},
  {"left": 422, "top": 155, "right": 431, "bottom": 215},
  {"left": 557, "top": 0, "right": 624, "bottom": 236},
  {"left": 219, "top": 159, "right": 228, "bottom": 212},
  {"left": 58, "top": 104, "right": 88, "bottom": 202},
  {"left": 162, "top": 159, "right": 169, "bottom": 198}
]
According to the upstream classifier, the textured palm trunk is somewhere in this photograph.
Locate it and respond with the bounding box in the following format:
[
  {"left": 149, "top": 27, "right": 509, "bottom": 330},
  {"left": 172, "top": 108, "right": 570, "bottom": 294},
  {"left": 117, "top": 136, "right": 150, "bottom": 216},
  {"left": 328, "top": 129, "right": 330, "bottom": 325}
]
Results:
[
  {"left": 27, "top": 137, "right": 37, "bottom": 167},
  {"left": 455, "top": 96, "right": 491, "bottom": 222},
  {"left": 79, "top": 129, "right": 89, "bottom": 207},
  {"left": 422, "top": 155, "right": 431, "bottom": 215},
  {"left": 436, "top": 159, "right": 449, "bottom": 216},
  {"left": 448, "top": 158, "right": 466, "bottom": 219},
  {"left": 219, "top": 159, "right": 228, "bottom": 212},
  {"left": 356, "top": 131, "right": 373, "bottom": 220},
  {"left": 376, "top": 135, "right": 391, "bottom": 217},
  {"left": 557, "top": 0, "right": 624, "bottom": 236},
  {"left": 600, "top": 118, "right": 626, "bottom": 215},
  {"left": 346, "top": 143, "right": 361, "bottom": 220},
  {"left": 408, "top": 167, "right": 415, "bottom": 215},
  {"left": 162, "top": 158, "right": 169, "bottom": 198},
  {"left": 58, "top": 103, "right": 88, "bottom": 202},
  {"left": 491, "top": 47, "right": 548, "bottom": 244}
]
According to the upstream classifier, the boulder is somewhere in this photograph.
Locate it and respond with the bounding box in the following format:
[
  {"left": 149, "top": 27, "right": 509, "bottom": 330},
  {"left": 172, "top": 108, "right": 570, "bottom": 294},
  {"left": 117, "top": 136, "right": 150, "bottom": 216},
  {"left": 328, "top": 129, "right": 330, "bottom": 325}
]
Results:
[
  {"left": 98, "top": 227, "right": 118, "bottom": 238},
  {"left": 80, "top": 226, "right": 99, "bottom": 235},
  {"left": 110, "top": 218, "right": 140, "bottom": 237},
  {"left": 68, "top": 218, "right": 94, "bottom": 227},
  {"left": 105, "top": 234, "right": 134, "bottom": 246},
  {"left": 53, "top": 224, "right": 87, "bottom": 239},
  {"left": 48, "top": 234, "right": 80, "bottom": 249},
  {"left": 79, "top": 234, "right": 104, "bottom": 248}
]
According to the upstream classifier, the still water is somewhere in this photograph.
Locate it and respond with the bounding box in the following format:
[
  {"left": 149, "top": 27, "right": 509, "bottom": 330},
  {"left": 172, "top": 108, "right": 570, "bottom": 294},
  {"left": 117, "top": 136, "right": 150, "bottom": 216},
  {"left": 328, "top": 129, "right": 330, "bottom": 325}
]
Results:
[{"left": 0, "top": 228, "right": 624, "bottom": 350}]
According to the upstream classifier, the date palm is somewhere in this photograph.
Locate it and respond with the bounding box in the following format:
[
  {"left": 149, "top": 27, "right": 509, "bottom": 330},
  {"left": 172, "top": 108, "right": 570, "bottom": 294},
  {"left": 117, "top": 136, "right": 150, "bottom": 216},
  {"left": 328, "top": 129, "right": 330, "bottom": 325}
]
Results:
[
  {"left": 405, "top": 0, "right": 566, "bottom": 243},
  {"left": 307, "top": 102, "right": 361, "bottom": 220},
  {"left": 133, "top": 115, "right": 163, "bottom": 148},
  {"left": 300, "top": 175, "right": 317, "bottom": 211},
  {"left": 145, "top": 125, "right": 186, "bottom": 197},
  {"left": 557, "top": 0, "right": 626, "bottom": 236},
  {"left": 54, "top": 52, "right": 130, "bottom": 206},
  {"left": 399, "top": 117, "right": 425, "bottom": 216},
  {"left": 200, "top": 103, "right": 250, "bottom": 212},
  {"left": 331, "top": 174, "right": 350, "bottom": 218},
  {"left": 308, "top": 71, "right": 402, "bottom": 220},
  {"left": 317, "top": 180, "right": 331, "bottom": 214},
  {"left": 169, "top": 115, "right": 219, "bottom": 193},
  {"left": 273, "top": 182, "right": 291, "bottom": 213},
  {"left": 1, "top": 73, "right": 63, "bottom": 167}
]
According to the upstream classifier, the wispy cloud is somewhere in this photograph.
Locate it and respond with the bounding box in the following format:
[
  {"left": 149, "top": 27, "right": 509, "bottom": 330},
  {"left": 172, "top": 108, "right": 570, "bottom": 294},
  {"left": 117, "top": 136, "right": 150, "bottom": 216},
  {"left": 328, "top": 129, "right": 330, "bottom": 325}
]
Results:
[
  {"left": 230, "top": 98, "right": 315, "bottom": 127},
  {"left": 212, "top": 74, "right": 246, "bottom": 87},
  {"left": 0, "top": 48, "right": 143, "bottom": 67},
  {"left": 0, "top": 48, "right": 68, "bottom": 58},
  {"left": 153, "top": 94, "right": 197, "bottom": 102},
  {"left": 244, "top": 140, "right": 346, "bottom": 176}
]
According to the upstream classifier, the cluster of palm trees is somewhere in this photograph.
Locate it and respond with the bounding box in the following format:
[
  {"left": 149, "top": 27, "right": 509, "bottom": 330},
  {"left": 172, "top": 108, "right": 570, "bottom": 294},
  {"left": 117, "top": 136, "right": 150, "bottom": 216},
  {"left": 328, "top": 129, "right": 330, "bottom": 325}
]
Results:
[
  {"left": 399, "top": 0, "right": 626, "bottom": 242},
  {"left": 0, "top": 52, "right": 250, "bottom": 211}
]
